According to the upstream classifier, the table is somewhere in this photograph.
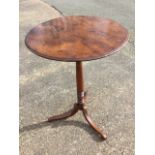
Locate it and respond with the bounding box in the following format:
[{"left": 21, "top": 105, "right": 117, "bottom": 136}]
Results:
[{"left": 25, "top": 16, "right": 128, "bottom": 140}]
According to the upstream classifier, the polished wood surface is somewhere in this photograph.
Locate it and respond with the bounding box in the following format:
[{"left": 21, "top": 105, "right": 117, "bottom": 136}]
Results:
[
  {"left": 48, "top": 61, "right": 107, "bottom": 140},
  {"left": 25, "top": 16, "right": 128, "bottom": 61},
  {"left": 25, "top": 16, "right": 128, "bottom": 140}
]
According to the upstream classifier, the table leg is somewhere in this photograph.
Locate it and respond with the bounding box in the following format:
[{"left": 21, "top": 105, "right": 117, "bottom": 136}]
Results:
[
  {"left": 48, "top": 104, "right": 78, "bottom": 122},
  {"left": 82, "top": 105, "right": 107, "bottom": 139},
  {"left": 76, "top": 61, "right": 107, "bottom": 140},
  {"left": 47, "top": 61, "right": 107, "bottom": 140}
]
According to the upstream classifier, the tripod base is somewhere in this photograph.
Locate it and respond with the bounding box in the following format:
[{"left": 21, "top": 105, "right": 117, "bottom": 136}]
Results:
[
  {"left": 48, "top": 101, "right": 107, "bottom": 140},
  {"left": 48, "top": 62, "right": 107, "bottom": 140}
]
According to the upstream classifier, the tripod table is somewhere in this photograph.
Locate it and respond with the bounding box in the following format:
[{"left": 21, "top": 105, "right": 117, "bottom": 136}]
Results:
[{"left": 25, "top": 16, "right": 128, "bottom": 140}]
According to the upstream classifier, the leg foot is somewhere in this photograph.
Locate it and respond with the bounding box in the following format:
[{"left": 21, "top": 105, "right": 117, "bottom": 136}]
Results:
[
  {"left": 82, "top": 106, "right": 107, "bottom": 140},
  {"left": 48, "top": 104, "right": 78, "bottom": 122}
]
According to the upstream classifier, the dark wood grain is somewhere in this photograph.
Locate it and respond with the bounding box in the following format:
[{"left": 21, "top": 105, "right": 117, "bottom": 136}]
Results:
[
  {"left": 25, "top": 16, "right": 128, "bottom": 139},
  {"left": 47, "top": 61, "right": 107, "bottom": 140},
  {"left": 25, "top": 16, "right": 128, "bottom": 62}
]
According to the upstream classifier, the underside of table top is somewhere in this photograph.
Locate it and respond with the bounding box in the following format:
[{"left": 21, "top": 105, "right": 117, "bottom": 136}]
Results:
[{"left": 25, "top": 16, "right": 128, "bottom": 62}]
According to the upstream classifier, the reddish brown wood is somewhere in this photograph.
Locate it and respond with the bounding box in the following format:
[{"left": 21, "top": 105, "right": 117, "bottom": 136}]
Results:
[
  {"left": 48, "top": 103, "right": 79, "bottom": 122},
  {"left": 76, "top": 61, "right": 84, "bottom": 103},
  {"left": 82, "top": 106, "right": 107, "bottom": 140},
  {"left": 25, "top": 16, "right": 128, "bottom": 62},
  {"left": 47, "top": 62, "right": 107, "bottom": 140},
  {"left": 76, "top": 61, "right": 107, "bottom": 139},
  {"left": 26, "top": 16, "right": 128, "bottom": 140}
]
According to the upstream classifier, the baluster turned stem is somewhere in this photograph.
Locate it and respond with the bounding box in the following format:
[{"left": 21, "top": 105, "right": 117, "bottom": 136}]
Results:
[{"left": 76, "top": 61, "right": 84, "bottom": 104}]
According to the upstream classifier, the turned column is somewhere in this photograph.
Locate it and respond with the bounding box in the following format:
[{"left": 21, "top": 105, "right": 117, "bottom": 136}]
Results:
[{"left": 76, "top": 61, "right": 85, "bottom": 104}]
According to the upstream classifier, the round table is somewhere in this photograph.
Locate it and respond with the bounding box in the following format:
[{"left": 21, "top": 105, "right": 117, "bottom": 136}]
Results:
[{"left": 25, "top": 16, "right": 128, "bottom": 140}]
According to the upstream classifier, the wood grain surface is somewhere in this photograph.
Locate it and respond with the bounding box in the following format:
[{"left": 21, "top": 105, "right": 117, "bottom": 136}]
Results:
[{"left": 25, "top": 16, "right": 128, "bottom": 61}]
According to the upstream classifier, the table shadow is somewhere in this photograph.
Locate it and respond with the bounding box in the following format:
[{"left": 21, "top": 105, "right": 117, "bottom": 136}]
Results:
[{"left": 20, "top": 120, "right": 104, "bottom": 142}]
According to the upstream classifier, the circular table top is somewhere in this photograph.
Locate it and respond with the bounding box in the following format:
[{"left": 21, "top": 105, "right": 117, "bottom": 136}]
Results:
[{"left": 25, "top": 16, "right": 128, "bottom": 62}]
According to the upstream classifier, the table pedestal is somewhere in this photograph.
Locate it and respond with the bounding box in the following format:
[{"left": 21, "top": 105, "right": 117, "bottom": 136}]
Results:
[{"left": 48, "top": 61, "right": 107, "bottom": 140}]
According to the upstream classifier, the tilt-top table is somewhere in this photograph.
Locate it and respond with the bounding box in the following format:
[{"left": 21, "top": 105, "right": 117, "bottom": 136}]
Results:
[{"left": 25, "top": 16, "right": 128, "bottom": 140}]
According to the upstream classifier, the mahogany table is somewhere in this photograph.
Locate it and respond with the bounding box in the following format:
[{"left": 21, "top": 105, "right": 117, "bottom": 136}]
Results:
[{"left": 25, "top": 16, "right": 128, "bottom": 140}]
